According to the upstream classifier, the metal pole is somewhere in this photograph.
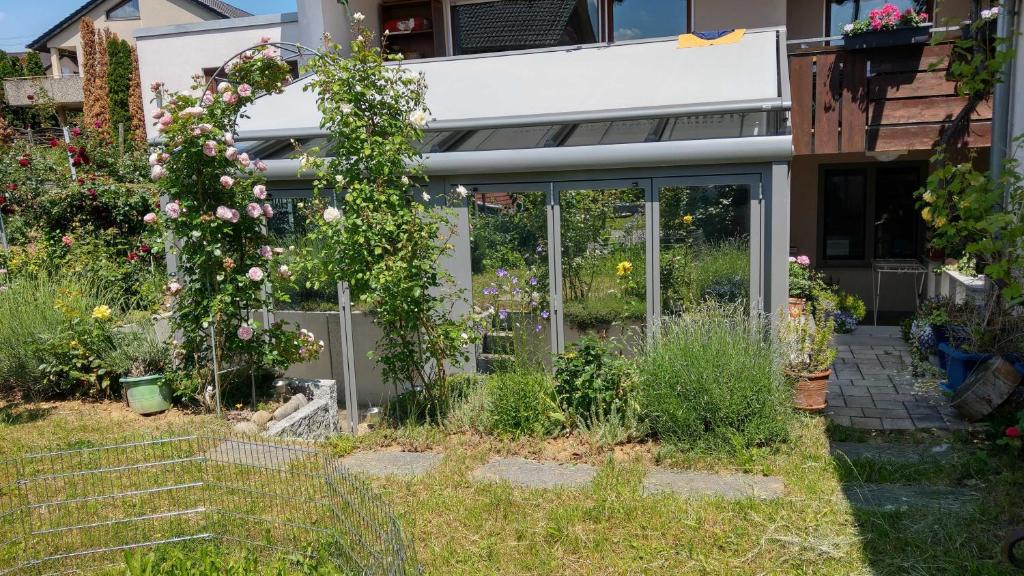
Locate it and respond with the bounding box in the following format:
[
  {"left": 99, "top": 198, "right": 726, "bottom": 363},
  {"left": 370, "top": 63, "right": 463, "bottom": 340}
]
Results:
[
  {"left": 0, "top": 210, "right": 9, "bottom": 256},
  {"left": 990, "top": 3, "right": 1014, "bottom": 198},
  {"left": 61, "top": 126, "right": 76, "bottom": 181},
  {"left": 209, "top": 322, "right": 222, "bottom": 417},
  {"left": 337, "top": 281, "right": 359, "bottom": 435}
]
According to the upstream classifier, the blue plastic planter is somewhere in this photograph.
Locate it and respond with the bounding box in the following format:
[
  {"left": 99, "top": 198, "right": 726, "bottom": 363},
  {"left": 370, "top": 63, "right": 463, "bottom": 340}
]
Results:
[
  {"left": 931, "top": 324, "right": 950, "bottom": 370},
  {"left": 938, "top": 342, "right": 992, "bottom": 393}
]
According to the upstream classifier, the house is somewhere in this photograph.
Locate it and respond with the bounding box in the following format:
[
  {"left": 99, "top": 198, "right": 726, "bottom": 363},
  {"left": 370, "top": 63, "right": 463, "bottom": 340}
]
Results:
[
  {"left": 131, "top": 0, "right": 1006, "bottom": 407},
  {"left": 3, "top": 0, "right": 251, "bottom": 110}
]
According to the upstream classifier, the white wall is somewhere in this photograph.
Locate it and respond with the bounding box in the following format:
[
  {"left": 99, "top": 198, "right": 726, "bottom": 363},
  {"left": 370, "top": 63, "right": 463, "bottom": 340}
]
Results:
[{"left": 135, "top": 16, "right": 302, "bottom": 139}]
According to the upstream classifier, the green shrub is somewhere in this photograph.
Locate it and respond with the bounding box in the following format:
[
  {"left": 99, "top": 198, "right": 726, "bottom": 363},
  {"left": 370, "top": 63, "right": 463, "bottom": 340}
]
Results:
[
  {"left": 553, "top": 337, "right": 634, "bottom": 425},
  {"left": 636, "top": 304, "right": 790, "bottom": 451},
  {"left": 385, "top": 373, "right": 484, "bottom": 425},
  {"left": 837, "top": 292, "right": 866, "bottom": 322},
  {"left": 485, "top": 370, "right": 561, "bottom": 438},
  {"left": 564, "top": 295, "right": 644, "bottom": 330}
]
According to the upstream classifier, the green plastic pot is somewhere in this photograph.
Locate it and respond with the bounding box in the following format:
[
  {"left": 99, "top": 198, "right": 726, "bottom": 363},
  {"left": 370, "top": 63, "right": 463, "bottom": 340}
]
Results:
[{"left": 121, "top": 374, "right": 172, "bottom": 415}]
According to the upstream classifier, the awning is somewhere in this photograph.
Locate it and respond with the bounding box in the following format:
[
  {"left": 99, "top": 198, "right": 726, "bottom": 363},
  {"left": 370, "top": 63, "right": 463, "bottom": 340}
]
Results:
[{"left": 237, "top": 28, "right": 791, "bottom": 174}]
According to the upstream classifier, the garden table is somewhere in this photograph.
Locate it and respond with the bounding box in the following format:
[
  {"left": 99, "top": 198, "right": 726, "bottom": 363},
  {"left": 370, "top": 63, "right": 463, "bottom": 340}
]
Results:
[{"left": 871, "top": 259, "right": 927, "bottom": 326}]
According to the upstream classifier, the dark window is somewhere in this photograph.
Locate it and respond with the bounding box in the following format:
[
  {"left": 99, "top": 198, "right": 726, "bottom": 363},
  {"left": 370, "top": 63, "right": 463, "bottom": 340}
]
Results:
[
  {"left": 827, "top": 0, "right": 930, "bottom": 37},
  {"left": 821, "top": 164, "right": 925, "bottom": 263},
  {"left": 822, "top": 169, "right": 867, "bottom": 261},
  {"left": 107, "top": 0, "right": 141, "bottom": 21},
  {"left": 611, "top": 0, "right": 689, "bottom": 41}
]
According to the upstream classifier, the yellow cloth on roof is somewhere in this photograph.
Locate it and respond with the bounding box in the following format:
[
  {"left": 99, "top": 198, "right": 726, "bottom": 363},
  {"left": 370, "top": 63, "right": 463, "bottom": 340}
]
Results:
[{"left": 676, "top": 29, "right": 746, "bottom": 49}]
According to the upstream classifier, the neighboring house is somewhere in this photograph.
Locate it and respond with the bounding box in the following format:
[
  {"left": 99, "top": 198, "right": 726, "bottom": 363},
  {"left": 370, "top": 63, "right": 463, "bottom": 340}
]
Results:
[
  {"left": 3, "top": 0, "right": 250, "bottom": 110},
  {"left": 135, "top": 0, "right": 991, "bottom": 322}
]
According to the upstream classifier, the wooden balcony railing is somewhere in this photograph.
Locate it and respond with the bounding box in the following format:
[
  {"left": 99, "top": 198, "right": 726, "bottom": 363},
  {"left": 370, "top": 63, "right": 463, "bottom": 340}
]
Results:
[{"left": 788, "top": 42, "right": 992, "bottom": 155}]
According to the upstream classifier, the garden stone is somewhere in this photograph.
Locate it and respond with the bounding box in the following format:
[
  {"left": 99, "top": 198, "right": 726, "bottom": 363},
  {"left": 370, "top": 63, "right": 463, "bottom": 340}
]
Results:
[
  {"left": 471, "top": 457, "right": 596, "bottom": 489},
  {"left": 830, "top": 441, "right": 954, "bottom": 463},
  {"left": 643, "top": 469, "right": 784, "bottom": 500},
  {"left": 233, "top": 421, "right": 259, "bottom": 436},
  {"left": 252, "top": 410, "right": 273, "bottom": 428},
  {"left": 841, "top": 483, "right": 977, "bottom": 510},
  {"left": 273, "top": 393, "right": 308, "bottom": 421},
  {"left": 341, "top": 451, "right": 442, "bottom": 477},
  {"left": 265, "top": 380, "right": 337, "bottom": 440}
]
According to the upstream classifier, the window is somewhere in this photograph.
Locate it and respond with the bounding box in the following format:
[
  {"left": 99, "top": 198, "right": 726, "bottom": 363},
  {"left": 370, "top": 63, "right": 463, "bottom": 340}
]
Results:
[
  {"left": 450, "top": 0, "right": 689, "bottom": 55},
  {"left": 107, "top": 0, "right": 140, "bottom": 21},
  {"left": 827, "top": 0, "right": 930, "bottom": 37},
  {"left": 820, "top": 164, "right": 925, "bottom": 264}
]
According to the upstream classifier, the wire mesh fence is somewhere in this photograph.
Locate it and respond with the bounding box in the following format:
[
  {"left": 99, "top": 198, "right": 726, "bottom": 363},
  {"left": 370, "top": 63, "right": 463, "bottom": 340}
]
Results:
[{"left": 0, "top": 434, "right": 419, "bottom": 575}]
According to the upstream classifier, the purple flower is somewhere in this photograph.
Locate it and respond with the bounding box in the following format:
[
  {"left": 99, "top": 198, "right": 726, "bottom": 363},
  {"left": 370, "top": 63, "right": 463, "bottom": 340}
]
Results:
[
  {"left": 498, "top": 309, "right": 509, "bottom": 320},
  {"left": 536, "top": 244, "right": 544, "bottom": 253},
  {"left": 534, "top": 324, "right": 543, "bottom": 333},
  {"left": 511, "top": 276, "right": 518, "bottom": 285},
  {"left": 496, "top": 268, "right": 508, "bottom": 278},
  {"left": 528, "top": 276, "right": 538, "bottom": 286},
  {"left": 540, "top": 310, "right": 550, "bottom": 319},
  {"left": 512, "top": 287, "right": 521, "bottom": 296},
  {"left": 259, "top": 245, "right": 272, "bottom": 258}
]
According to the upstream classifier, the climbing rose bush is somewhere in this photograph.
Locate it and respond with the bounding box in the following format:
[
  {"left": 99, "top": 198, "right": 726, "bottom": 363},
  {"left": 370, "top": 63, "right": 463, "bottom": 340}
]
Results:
[{"left": 146, "top": 40, "right": 320, "bottom": 395}]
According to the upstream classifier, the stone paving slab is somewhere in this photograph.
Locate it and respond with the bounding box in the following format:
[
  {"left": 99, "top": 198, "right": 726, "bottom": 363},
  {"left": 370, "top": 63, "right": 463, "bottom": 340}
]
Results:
[
  {"left": 643, "top": 469, "right": 785, "bottom": 500},
  {"left": 341, "top": 451, "right": 443, "bottom": 477},
  {"left": 206, "top": 439, "right": 314, "bottom": 470},
  {"left": 830, "top": 441, "right": 954, "bottom": 463},
  {"left": 841, "top": 483, "right": 977, "bottom": 511},
  {"left": 471, "top": 457, "right": 596, "bottom": 489}
]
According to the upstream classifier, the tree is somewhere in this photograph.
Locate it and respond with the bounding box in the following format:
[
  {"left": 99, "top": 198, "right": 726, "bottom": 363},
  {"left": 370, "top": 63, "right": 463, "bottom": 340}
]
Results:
[
  {"left": 106, "top": 34, "right": 132, "bottom": 142},
  {"left": 80, "top": 18, "right": 99, "bottom": 127},
  {"left": 21, "top": 53, "right": 46, "bottom": 77},
  {"left": 128, "top": 46, "right": 146, "bottom": 146},
  {"left": 92, "top": 29, "right": 110, "bottom": 135}
]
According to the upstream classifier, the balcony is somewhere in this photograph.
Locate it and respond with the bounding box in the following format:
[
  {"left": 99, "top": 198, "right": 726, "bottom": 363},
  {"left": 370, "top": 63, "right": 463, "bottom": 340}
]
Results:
[
  {"left": 2, "top": 75, "right": 83, "bottom": 107},
  {"left": 787, "top": 40, "right": 992, "bottom": 155}
]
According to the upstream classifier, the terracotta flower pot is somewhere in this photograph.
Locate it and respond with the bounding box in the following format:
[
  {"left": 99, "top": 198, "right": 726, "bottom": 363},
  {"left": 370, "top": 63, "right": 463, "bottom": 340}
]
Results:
[
  {"left": 791, "top": 368, "right": 831, "bottom": 412},
  {"left": 788, "top": 297, "right": 806, "bottom": 319}
]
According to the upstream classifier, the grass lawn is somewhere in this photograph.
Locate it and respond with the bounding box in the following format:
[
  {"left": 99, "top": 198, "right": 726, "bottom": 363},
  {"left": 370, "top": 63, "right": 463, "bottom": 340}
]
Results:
[{"left": 2, "top": 401, "right": 1023, "bottom": 575}]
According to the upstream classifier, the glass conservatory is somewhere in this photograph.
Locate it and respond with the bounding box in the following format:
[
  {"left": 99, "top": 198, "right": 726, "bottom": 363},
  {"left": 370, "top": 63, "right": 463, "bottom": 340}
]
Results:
[{"left": 231, "top": 27, "right": 794, "bottom": 424}]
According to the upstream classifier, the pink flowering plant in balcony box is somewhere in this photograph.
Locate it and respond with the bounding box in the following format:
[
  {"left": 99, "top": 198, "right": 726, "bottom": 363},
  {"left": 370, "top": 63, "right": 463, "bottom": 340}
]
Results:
[
  {"left": 145, "top": 39, "right": 321, "bottom": 403},
  {"left": 843, "top": 3, "right": 929, "bottom": 35}
]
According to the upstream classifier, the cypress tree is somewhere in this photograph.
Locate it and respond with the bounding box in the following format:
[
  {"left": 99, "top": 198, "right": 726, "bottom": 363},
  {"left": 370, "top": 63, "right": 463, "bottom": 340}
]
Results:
[
  {"left": 106, "top": 34, "right": 132, "bottom": 141},
  {"left": 92, "top": 28, "right": 110, "bottom": 135},
  {"left": 128, "top": 46, "right": 146, "bottom": 146},
  {"left": 80, "top": 18, "right": 98, "bottom": 127},
  {"left": 21, "top": 52, "right": 46, "bottom": 76}
]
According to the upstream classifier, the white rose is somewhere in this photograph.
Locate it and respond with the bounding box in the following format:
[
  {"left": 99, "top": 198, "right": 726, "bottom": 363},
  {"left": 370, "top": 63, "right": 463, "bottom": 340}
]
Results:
[
  {"left": 408, "top": 109, "right": 428, "bottom": 128},
  {"left": 323, "top": 207, "right": 341, "bottom": 222},
  {"left": 352, "top": 12, "right": 365, "bottom": 22},
  {"left": 455, "top": 185, "right": 468, "bottom": 198}
]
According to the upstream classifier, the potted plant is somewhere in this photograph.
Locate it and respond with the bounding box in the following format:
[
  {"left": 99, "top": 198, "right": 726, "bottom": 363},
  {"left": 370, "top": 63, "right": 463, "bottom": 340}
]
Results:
[
  {"left": 110, "top": 328, "right": 173, "bottom": 415},
  {"left": 782, "top": 312, "right": 837, "bottom": 411},
  {"left": 842, "top": 4, "right": 932, "bottom": 50},
  {"left": 788, "top": 255, "right": 812, "bottom": 318}
]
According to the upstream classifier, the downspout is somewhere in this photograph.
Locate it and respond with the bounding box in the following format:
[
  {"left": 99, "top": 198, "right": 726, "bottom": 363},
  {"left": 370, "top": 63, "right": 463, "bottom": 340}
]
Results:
[{"left": 989, "top": 0, "right": 1015, "bottom": 200}]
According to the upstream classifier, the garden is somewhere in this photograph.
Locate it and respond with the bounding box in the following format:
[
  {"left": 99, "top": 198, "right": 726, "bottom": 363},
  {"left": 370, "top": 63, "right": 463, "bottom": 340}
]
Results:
[{"left": 2, "top": 9, "right": 1024, "bottom": 576}]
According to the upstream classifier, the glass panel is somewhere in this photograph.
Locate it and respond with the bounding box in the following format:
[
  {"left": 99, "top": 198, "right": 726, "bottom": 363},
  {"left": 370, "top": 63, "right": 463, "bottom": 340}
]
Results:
[
  {"left": 874, "top": 166, "right": 923, "bottom": 259},
  {"left": 823, "top": 169, "right": 867, "bottom": 261},
  {"left": 612, "top": 0, "right": 688, "bottom": 41},
  {"left": 416, "top": 131, "right": 453, "bottom": 153},
  {"left": 559, "top": 185, "right": 646, "bottom": 351},
  {"left": 452, "top": 0, "right": 600, "bottom": 55},
  {"left": 453, "top": 125, "right": 560, "bottom": 151},
  {"left": 108, "top": 0, "right": 140, "bottom": 20},
  {"left": 470, "top": 190, "right": 553, "bottom": 370},
  {"left": 562, "top": 120, "right": 658, "bottom": 147},
  {"left": 266, "top": 193, "right": 336, "bottom": 311},
  {"left": 829, "top": 0, "right": 928, "bottom": 36},
  {"left": 662, "top": 113, "right": 767, "bottom": 141},
  {"left": 658, "top": 185, "right": 751, "bottom": 315}
]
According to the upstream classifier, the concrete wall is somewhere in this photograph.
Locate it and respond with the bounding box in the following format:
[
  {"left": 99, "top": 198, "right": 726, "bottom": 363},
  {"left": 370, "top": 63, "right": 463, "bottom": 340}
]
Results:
[
  {"left": 134, "top": 14, "right": 301, "bottom": 139},
  {"left": 694, "top": 0, "right": 786, "bottom": 31}
]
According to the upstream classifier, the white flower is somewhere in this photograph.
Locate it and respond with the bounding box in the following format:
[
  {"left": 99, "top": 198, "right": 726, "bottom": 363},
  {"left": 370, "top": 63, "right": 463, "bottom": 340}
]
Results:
[
  {"left": 455, "top": 185, "right": 468, "bottom": 198},
  {"left": 217, "top": 81, "right": 232, "bottom": 94},
  {"left": 190, "top": 230, "right": 201, "bottom": 239},
  {"left": 335, "top": 175, "right": 345, "bottom": 184},
  {"left": 299, "top": 154, "right": 312, "bottom": 169},
  {"left": 981, "top": 8, "right": 992, "bottom": 18},
  {"left": 340, "top": 103, "right": 353, "bottom": 114},
  {"left": 323, "top": 207, "right": 341, "bottom": 222},
  {"left": 401, "top": 176, "right": 410, "bottom": 186},
  {"left": 421, "top": 191, "right": 431, "bottom": 202},
  {"left": 843, "top": 23, "right": 854, "bottom": 33},
  {"left": 460, "top": 332, "right": 469, "bottom": 340},
  {"left": 352, "top": 11, "right": 365, "bottom": 22},
  {"left": 150, "top": 165, "right": 166, "bottom": 180},
  {"left": 408, "top": 109, "right": 428, "bottom": 128}
]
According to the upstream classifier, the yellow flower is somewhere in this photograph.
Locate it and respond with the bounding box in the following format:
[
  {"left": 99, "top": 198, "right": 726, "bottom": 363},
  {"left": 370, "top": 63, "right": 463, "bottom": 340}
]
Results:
[
  {"left": 616, "top": 260, "right": 634, "bottom": 277},
  {"left": 91, "top": 305, "right": 112, "bottom": 321},
  {"left": 921, "top": 207, "right": 933, "bottom": 223},
  {"left": 922, "top": 190, "right": 935, "bottom": 204},
  {"left": 682, "top": 214, "right": 695, "bottom": 225},
  {"left": 934, "top": 215, "right": 947, "bottom": 227}
]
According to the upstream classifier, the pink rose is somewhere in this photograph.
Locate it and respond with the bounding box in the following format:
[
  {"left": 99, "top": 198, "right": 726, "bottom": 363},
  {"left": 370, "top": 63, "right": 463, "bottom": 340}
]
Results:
[
  {"left": 220, "top": 175, "right": 234, "bottom": 188},
  {"left": 224, "top": 132, "right": 235, "bottom": 145},
  {"left": 247, "top": 267, "right": 264, "bottom": 282},
  {"left": 225, "top": 147, "right": 238, "bottom": 160},
  {"left": 167, "top": 280, "right": 183, "bottom": 295},
  {"left": 230, "top": 209, "right": 240, "bottom": 223},
  {"left": 246, "top": 202, "right": 262, "bottom": 218},
  {"left": 217, "top": 81, "right": 231, "bottom": 94},
  {"left": 254, "top": 160, "right": 267, "bottom": 172},
  {"left": 151, "top": 108, "right": 165, "bottom": 120},
  {"left": 216, "top": 206, "right": 233, "bottom": 221},
  {"left": 238, "top": 153, "right": 251, "bottom": 167},
  {"left": 150, "top": 165, "right": 166, "bottom": 180},
  {"left": 62, "top": 235, "right": 74, "bottom": 247},
  {"left": 259, "top": 245, "right": 272, "bottom": 258},
  {"left": 202, "top": 140, "right": 217, "bottom": 157},
  {"left": 158, "top": 114, "right": 173, "bottom": 127},
  {"left": 222, "top": 91, "right": 238, "bottom": 105},
  {"left": 143, "top": 212, "right": 157, "bottom": 225},
  {"left": 202, "top": 91, "right": 214, "bottom": 106},
  {"left": 260, "top": 35, "right": 271, "bottom": 44},
  {"left": 237, "top": 325, "right": 254, "bottom": 341},
  {"left": 196, "top": 123, "right": 212, "bottom": 134},
  {"left": 71, "top": 127, "right": 81, "bottom": 137},
  {"left": 252, "top": 184, "right": 267, "bottom": 199},
  {"left": 164, "top": 201, "right": 181, "bottom": 219},
  {"left": 148, "top": 152, "right": 162, "bottom": 166},
  {"left": 262, "top": 203, "right": 273, "bottom": 218},
  {"left": 796, "top": 255, "right": 811, "bottom": 267},
  {"left": 238, "top": 84, "right": 252, "bottom": 97}
]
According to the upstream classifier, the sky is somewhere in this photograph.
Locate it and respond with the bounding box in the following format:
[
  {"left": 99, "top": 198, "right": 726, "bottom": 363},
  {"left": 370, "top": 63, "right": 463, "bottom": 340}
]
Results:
[{"left": 0, "top": 0, "right": 296, "bottom": 53}]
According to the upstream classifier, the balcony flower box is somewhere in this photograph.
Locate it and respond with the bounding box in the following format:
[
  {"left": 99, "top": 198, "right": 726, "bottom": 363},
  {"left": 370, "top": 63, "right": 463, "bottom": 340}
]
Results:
[{"left": 844, "top": 24, "right": 933, "bottom": 50}]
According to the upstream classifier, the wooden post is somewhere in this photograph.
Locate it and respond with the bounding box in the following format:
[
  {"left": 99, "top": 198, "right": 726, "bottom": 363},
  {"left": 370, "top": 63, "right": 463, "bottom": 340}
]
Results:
[{"left": 118, "top": 123, "right": 124, "bottom": 156}]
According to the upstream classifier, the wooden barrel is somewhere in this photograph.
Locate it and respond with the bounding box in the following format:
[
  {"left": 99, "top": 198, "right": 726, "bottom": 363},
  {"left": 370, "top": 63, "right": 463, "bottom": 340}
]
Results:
[{"left": 951, "top": 356, "right": 1023, "bottom": 422}]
